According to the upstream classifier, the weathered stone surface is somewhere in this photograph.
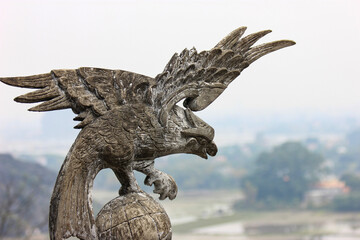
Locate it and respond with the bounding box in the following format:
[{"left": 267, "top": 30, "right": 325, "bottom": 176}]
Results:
[
  {"left": 0, "top": 26, "right": 295, "bottom": 239},
  {"left": 96, "top": 192, "right": 171, "bottom": 240},
  {"left": 150, "top": 213, "right": 172, "bottom": 239}
]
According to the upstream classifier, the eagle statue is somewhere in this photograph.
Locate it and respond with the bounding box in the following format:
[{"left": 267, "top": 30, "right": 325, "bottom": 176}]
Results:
[{"left": 0, "top": 27, "right": 295, "bottom": 239}]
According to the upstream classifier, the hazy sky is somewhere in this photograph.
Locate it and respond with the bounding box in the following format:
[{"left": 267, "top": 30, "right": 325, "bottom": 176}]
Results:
[{"left": 0, "top": 0, "right": 359, "bottom": 152}]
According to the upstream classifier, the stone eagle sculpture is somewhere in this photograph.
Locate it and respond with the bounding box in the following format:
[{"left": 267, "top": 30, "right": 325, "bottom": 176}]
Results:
[{"left": 0, "top": 27, "right": 294, "bottom": 239}]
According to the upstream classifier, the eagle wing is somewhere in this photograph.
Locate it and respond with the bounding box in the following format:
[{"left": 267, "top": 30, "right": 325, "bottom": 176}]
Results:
[
  {"left": 153, "top": 27, "right": 295, "bottom": 125},
  {"left": 0, "top": 67, "right": 155, "bottom": 128}
]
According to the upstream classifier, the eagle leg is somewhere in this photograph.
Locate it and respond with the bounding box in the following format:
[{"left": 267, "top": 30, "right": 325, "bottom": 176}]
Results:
[
  {"left": 134, "top": 160, "right": 178, "bottom": 200},
  {"left": 113, "top": 165, "right": 141, "bottom": 196}
]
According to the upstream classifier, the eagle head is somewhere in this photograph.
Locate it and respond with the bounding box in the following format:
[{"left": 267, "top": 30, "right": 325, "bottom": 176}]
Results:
[{"left": 158, "top": 102, "right": 218, "bottom": 160}]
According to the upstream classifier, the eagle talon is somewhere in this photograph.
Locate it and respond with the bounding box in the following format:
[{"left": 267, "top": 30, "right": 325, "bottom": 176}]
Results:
[{"left": 144, "top": 172, "right": 178, "bottom": 200}]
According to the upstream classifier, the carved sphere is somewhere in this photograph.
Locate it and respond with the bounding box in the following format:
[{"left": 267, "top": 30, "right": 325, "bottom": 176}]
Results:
[{"left": 96, "top": 192, "right": 172, "bottom": 240}]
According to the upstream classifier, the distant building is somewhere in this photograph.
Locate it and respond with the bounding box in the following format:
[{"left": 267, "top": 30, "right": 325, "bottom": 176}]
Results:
[{"left": 304, "top": 177, "right": 349, "bottom": 207}]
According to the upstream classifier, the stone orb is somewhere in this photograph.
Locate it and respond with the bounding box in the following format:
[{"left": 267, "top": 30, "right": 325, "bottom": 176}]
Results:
[{"left": 96, "top": 191, "right": 172, "bottom": 240}]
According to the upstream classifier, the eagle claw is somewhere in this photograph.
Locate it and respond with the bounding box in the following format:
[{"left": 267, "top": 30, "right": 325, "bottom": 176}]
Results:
[{"left": 144, "top": 172, "right": 178, "bottom": 200}]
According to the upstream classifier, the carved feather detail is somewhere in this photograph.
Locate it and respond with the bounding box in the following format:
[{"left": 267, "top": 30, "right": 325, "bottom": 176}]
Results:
[
  {"left": 0, "top": 26, "right": 295, "bottom": 128},
  {"left": 28, "top": 96, "right": 71, "bottom": 112},
  {"left": 15, "top": 86, "right": 60, "bottom": 103},
  {"left": 0, "top": 68, "right": 155, "bottom": 128},
  {"left": 0, "top": 73, "right": 53, "bottom": 88},
  {"left": 153, "top": 26, "right": 295, "bottom": 121}
]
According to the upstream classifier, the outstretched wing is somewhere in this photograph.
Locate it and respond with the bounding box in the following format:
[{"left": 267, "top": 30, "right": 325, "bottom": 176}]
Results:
[
  {"left": 0, "top": 67, "right": 154, "bottom": 128},
  {"left": 153, "top": 27, "right": 295, "bottom": 125}
]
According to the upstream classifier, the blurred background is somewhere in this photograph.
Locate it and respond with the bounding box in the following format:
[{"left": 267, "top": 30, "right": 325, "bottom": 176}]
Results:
[{"left": 0, "top": 0, "right": 359, "bottom": 239}]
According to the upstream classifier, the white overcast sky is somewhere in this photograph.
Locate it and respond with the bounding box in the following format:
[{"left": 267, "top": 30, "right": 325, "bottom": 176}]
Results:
[{"left": 0, "top": 0, "right": 359, "bottom": 151}]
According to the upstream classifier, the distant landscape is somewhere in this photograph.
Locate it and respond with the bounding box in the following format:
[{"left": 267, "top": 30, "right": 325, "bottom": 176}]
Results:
[{"left": 0, "top": 111, "right": 360, "bottom": 239}]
